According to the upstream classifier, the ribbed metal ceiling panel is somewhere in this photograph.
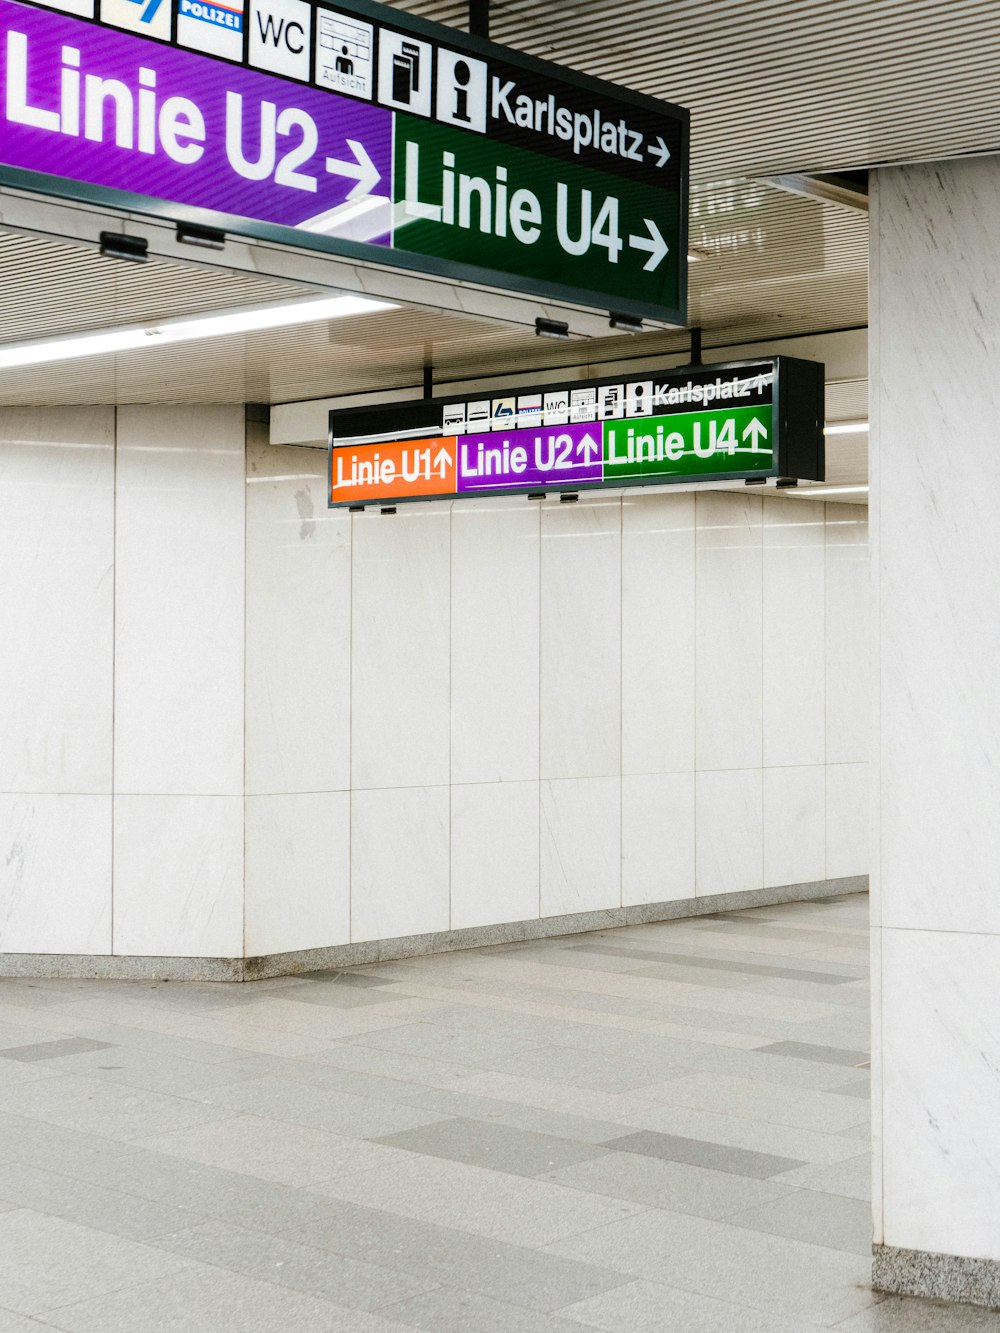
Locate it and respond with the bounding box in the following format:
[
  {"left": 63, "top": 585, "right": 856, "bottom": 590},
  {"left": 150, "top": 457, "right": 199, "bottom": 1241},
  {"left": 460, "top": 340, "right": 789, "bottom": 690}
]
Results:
[
  {"left": 389, "top": 0, "right": 1000, "bottom": 180},
  {"left": 0, "top": 230, "right": 320, "bottom": 344}
]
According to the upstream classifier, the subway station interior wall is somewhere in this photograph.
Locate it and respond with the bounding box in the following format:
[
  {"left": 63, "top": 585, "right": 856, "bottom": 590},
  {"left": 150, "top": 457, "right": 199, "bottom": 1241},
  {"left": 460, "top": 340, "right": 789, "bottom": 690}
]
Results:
[{"left": 0, "top": 407, "right": 869, "bottom": 960}]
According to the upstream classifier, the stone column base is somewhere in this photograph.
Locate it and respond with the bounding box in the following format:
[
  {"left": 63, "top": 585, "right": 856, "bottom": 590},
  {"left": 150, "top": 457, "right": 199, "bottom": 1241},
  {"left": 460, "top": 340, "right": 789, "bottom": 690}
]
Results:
[
  {"left": 0, "top": 875, "right": 866, "bottom": 982},
  {"left": 874, "top": 1244, "right": 1000, "bottom": 1311}
]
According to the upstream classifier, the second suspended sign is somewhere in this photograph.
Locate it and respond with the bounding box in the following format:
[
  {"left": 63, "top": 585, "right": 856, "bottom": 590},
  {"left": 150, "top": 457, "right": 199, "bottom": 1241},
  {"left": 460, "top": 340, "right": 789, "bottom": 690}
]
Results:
[
  {"left": 328, "top": 358, "right": 825, "bottom": 507},
  {"left": 0, "top": 0, "right": 688, "bottom": 320}
]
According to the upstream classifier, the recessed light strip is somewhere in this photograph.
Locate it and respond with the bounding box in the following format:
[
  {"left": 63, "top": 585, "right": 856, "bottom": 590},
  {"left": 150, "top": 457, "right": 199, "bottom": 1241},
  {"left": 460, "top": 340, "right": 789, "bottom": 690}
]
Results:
[
  {"left": 0, "top": 294, "right": 396, "bottom": 370},
  {"left": 795, "top": 484, "right": 869, "bottom": 496}
]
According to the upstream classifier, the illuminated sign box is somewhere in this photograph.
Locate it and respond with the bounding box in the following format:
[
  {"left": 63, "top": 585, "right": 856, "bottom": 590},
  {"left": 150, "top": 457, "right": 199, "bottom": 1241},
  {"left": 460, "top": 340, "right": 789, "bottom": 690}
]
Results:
[
  {"left": 328, "top": 357, "right": 824, "bottom": 508},
  {"left": 0, "top": 0, "right": 688, "bottom": 321}
]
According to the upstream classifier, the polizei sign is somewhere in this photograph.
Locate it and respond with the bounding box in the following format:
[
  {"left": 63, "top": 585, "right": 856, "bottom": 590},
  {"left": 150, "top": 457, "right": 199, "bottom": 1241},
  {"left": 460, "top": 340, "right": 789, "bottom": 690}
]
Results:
[
  {"left": 0, "top": 0, "right": 689, "bottom": 320},
  {"left": 328, "top": 358, "right": 825, "bottom": 507}
]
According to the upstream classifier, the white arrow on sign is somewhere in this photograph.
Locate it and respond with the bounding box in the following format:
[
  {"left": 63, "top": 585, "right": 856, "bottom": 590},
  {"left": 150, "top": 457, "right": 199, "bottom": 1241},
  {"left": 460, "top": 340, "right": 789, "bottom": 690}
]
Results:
[
  {"left": 579, "top": 431, "right": 601, "bottom": 464},
  {"left": 648, "top": 135, "right": 671, "bottom": 168},
  {"left": 434, "top": 447, "right": 451, "bottom": 478},
  {"left": 628, "top": 219, "right": 669, "bottom": 272},
  {"left": 325, "top": 139, "right": 381, "bottom": 200},
  {"left": 742, "top": 418, "right": 769, "bottom": 450}
]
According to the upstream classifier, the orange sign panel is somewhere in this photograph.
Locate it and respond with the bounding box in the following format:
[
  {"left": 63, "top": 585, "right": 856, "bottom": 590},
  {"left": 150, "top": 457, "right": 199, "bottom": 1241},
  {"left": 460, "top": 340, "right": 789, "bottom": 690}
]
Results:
[{"left": 330, "top": 437, "right": 457, "bottom": 504}]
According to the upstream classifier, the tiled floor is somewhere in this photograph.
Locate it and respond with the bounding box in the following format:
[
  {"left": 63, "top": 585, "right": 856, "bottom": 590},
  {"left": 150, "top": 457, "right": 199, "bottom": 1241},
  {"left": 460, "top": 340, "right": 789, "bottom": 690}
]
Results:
[{"left": 0, "top": 894, "right": 997, "bottom": 1331}]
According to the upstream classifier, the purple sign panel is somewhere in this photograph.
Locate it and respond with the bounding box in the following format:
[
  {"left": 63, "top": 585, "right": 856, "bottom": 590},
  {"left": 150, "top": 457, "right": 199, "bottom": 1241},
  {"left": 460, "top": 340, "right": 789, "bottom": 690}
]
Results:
[
  {"left": 0, "top": 0, "right": 393, "bottom": 238},
  {"left": 456, "top": 421, "right": 604, "bottom": 493}
]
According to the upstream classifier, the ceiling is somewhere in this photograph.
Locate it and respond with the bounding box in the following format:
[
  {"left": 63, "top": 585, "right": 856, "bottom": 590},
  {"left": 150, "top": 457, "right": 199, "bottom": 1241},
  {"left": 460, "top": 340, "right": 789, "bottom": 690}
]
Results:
[{"left": 7, "top": 0, "right": 992, "bottom": 488}]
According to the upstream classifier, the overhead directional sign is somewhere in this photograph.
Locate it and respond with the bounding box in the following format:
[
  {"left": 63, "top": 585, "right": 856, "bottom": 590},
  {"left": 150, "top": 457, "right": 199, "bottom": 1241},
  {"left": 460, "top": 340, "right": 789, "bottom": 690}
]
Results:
[
  {"left": 0, "top": 0, "right": 689, "bottom": 320},
  {"left": 328, "top": 357, "right": 825, "bottom": 508}
]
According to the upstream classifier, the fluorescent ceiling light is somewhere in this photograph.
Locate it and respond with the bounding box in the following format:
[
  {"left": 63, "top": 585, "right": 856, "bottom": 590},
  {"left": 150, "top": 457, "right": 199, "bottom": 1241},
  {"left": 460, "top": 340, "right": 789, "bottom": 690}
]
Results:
[
  {"left": 0, "top": 293, "right": 395, "bottom": 370},
  {"left": 796, "top": 484, "right": 869, "bottom": 496},
  {"left": 824, "top": 421, "right": 869, "bottom": 435}
]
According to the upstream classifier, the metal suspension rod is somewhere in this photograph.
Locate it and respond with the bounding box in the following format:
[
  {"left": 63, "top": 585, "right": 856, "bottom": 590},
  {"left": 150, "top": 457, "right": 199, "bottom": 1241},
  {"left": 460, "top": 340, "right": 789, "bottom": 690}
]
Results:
[{"left": 469, "top": 0, "right": 489, "bottom": 39}]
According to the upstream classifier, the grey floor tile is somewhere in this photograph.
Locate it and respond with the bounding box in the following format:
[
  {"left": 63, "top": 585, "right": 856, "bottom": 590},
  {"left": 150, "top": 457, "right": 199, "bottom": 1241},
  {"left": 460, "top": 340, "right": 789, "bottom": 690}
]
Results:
[
  {"left": 0, "top": 1209, "right": 195, "bottom": 1317},
  {"left": 374, "top": 1117, "right": 610, "bottom": 1178},
  {"left": 757, "top": 1040, "right": 871, "bottom": 1066},
  {"left": 286, "top": 1200, "right": 630, "bottom": 1313},
  {"left": 603, "top": 1129, "right": 804, "bottom": 1178},
  {"left": 310, "top": 1041, "right": 473, "bottom": 1089},
  {"left": 484, "top": 1043, "right": 677, "bottom": 1093},
  {"left": 60, "top": 1024, "right": 268, "bottom": 1067},
  {"left": 344, "top": 1021, "right": 544, "bottom": 1069},
  {"left": 0, "top": 1161, "right": 206, "bottom": 1242},
  {"left": 198, "top": 1074, "right": 454, "bottom": 1138},
  {"left": 586, "top": 1095, "right": 865, "bottom": 1165},
  {"left": 834, "top": 1077, "right": 873, "bottom": 1099},
  {"left": 153, "top": 1218, "right": 439, "bottom": 1311},
  {"left": 37, "top": 1266, "right": 413, "bottom": 1333},
  {"left": 576, "top": 944, "right": 854, "bottom": 986},
  {"left": 269, "top": 984, "right": 403, "bottom": 1010},
  {"left": 0, "top": 1038, "right": 115, "bottom": 1063},
  {"left": 834, "top": 1294, "right": 1000, "bottom": 1330},
  {"left": 539, "top": 1150, "right": 798, "bottom": 1219},
  {"left": 308, "top": 1153, "right": 647, "bottom": 1247},
  {"left": 726, "top": 1187, "right": 873, "bottom": 1256},
  {"left": 544, "top": 1208, "right": 880, "bottom": 1325},
  {"left": 381, "top": 1286, "right": 589, "bottom": 1332},
  {"left": 0, "top": 1075, "right": 231, "bottom": 1142},
  {"left": 37, "top": 1046, "right": 261, "bottom": 1096},
  {"left": 136, "top": 1113, "right": 418, "bottom": 1186},
  {"left": 638, "top": 1070, "right": 869, "bottom": 1134},
  {"left": 557, "top": 1277, "right": 826, "bottom": 1331},
  {"left": 298, "top": 971, "right": 396, "bottom": 987},
  {"left": 839, "top": 1122, "right": 872, "bottom": 1142},
  {"left": 775, "top": 1153, "right": 872, "bottom": 1201},
  {"left": 387, "top": 1086, "right": 631, "bottom": 1145}
]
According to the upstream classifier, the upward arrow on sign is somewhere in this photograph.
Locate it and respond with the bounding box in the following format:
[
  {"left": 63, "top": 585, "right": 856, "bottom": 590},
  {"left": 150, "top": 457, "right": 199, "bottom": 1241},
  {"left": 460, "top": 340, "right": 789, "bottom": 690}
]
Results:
[
  {"left": 579, "top": 431, "right": 601, "bottom": 464},
  {"left": 742, "top": 418, "right": 769, "bottom": 450}
]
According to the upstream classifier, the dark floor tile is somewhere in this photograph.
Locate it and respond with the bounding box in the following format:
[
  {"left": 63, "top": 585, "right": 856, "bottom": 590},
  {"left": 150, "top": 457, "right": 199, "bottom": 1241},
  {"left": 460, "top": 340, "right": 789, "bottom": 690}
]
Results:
[
  {"left": 602, "top": 1130, "right": 805, "bottom": 1179},
  {"left": 374, "top": 1117, "right": 610, "bottom": 1178},
  {"left": 571, "top": 945, "right": 853, "bottom": 986},
  {"left": 757, "top": 1041, "right": 870, "bottom": 1067},
  {"left": 295, "top": 970, "right": 395, "bottom": 987},
  {"left": 273, "top": 984, "right": 400, "bottom": 1009},
  {"left": 287, "top": 1201, "right": 629, "bottom": 1313},
  {"left": 0, "top": 1038, "right": 114, "bottom": 1063}
]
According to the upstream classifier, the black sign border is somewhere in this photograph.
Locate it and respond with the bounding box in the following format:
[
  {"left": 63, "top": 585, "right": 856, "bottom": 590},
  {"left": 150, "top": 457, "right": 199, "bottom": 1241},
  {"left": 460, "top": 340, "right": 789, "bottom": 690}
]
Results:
[
  {"left": 0, "top": 0, "right": 689, "bottom": 322},
  {"left": 327, "top": 355, "right": 826, "bottom": 509}
]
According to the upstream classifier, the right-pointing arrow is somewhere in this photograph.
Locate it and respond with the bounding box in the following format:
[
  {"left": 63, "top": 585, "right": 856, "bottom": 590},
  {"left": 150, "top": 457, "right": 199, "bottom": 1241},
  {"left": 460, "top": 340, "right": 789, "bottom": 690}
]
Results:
[
  {"left": 742, "top": 418, "right": 769, "bottom": 450},
  {"left": 325, "top": 139, "right": 381, "bottom": 200},
  {"left": 648, "top": 135, "right": 671, "bottom": 168},
  {"left": 628, "top": 219, "right": 669, "bottom": 272}
]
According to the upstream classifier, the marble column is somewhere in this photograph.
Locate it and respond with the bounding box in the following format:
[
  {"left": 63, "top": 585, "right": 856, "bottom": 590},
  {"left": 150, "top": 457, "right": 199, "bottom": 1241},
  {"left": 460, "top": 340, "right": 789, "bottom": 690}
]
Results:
[{"left": 871, "top": 156, "right": 1000, "bottom": 1306}]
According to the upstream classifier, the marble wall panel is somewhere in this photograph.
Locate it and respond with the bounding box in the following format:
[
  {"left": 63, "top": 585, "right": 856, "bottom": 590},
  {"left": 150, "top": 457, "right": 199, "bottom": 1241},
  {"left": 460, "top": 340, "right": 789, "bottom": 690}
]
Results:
[
  {"left": 245, "top": 440, "right": 351, "bottom": 796},
  {"left": 0, "top": 407, "right": 114, "bottom": 795}
]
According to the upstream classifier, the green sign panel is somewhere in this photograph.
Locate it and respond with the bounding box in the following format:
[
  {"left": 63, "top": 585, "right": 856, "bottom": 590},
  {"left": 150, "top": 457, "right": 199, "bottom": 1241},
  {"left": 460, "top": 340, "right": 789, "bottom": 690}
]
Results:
[
  {"left": 394, "top": 113, "right": 683, "bottom": 316},
  {"left": 603, "top": 405, "right": 773, "bottom": 483},
  {"left": 328, "top": 358, "right": 825, "bottom": 508}
]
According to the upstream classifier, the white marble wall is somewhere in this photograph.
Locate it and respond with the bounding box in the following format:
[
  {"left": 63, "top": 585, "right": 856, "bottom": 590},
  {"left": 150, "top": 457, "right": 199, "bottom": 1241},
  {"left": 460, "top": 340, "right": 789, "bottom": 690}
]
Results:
[
  {"left": 0, "top": 405, "right": 246, "bottom": 959},
  {"left": 871, "top": 158, "right": 1000, "bottom": 1263},
  {"left": 0, "top": 408, "right": 869, "bottom": 965},
  {"left": 243, "top": 449, "right": 870, "bottom": 954}
]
